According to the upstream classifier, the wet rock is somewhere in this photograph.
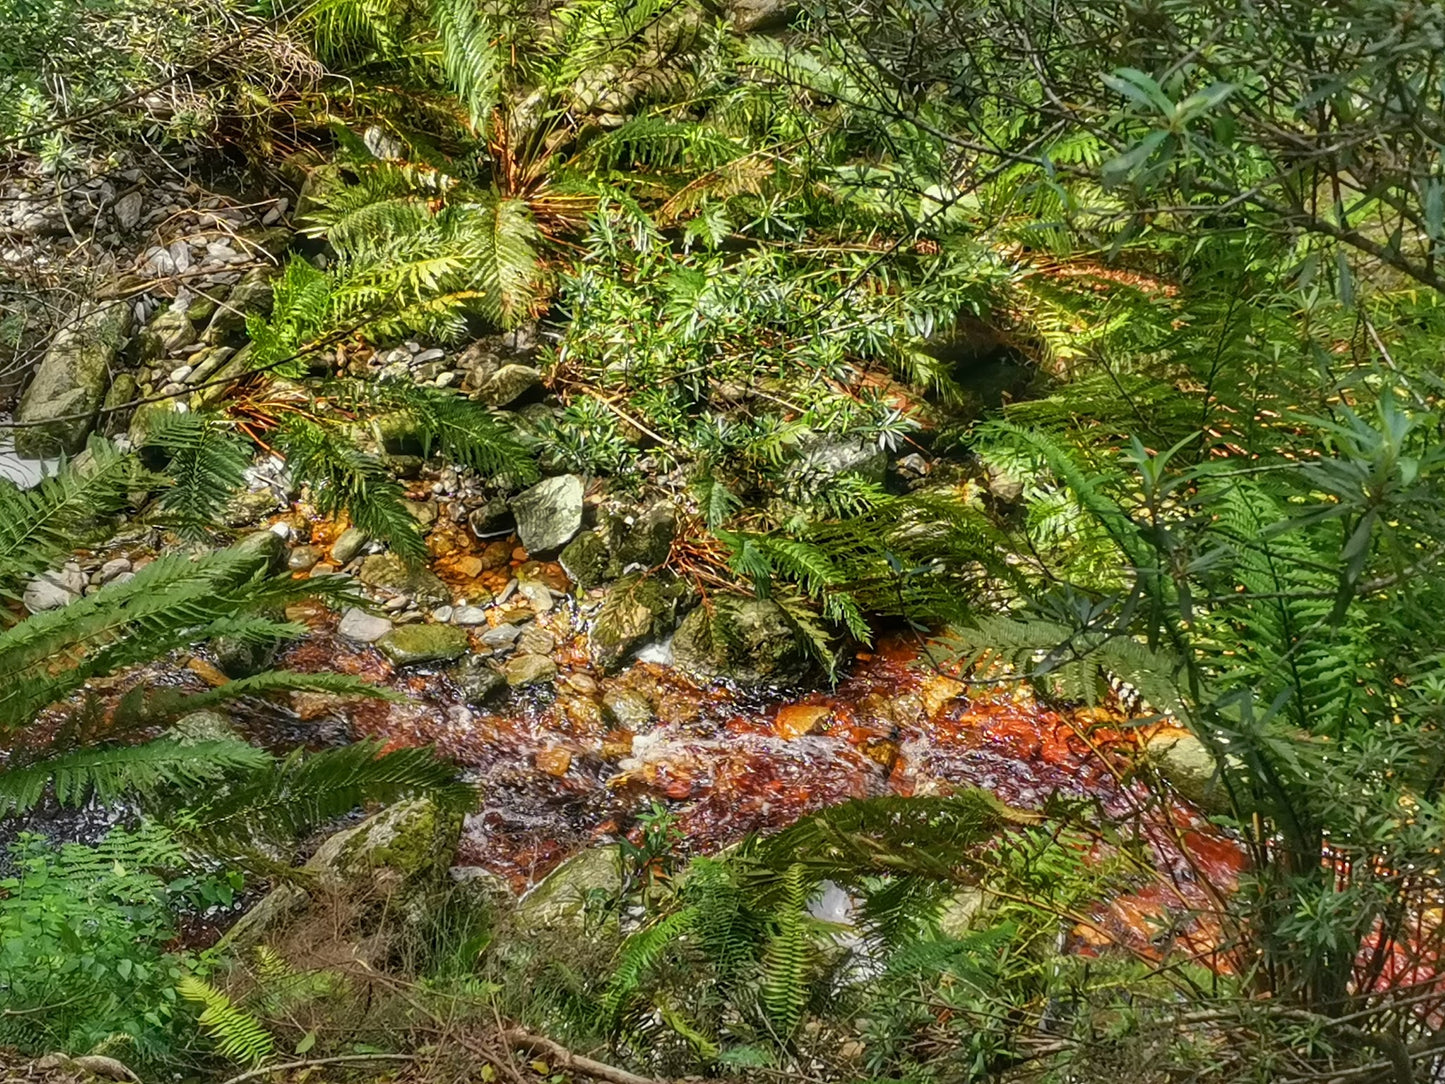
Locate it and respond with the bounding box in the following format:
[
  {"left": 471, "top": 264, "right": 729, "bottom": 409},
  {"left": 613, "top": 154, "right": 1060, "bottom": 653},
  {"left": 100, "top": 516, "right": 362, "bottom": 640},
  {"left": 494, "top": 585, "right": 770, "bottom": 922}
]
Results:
[
  {"left": 14, "top": 301, "right": 132, "bottom": 457},
  {"left": 377, "top": 623, "right": 470, "bottom": 666},
  {"left": 481, "top": 622, "right": 523, "bottom": 648},
  {"left": 602, "top": 686, "right": 655, "bottom": 730},
  {"left": 359, "top": 552, "right": 450, "bottom": 609},
  {"left": 473, "top": 363, "right": 541, "bottom": 407},
  {"left": 453, "top": 655, "right": 505, "bottom": 704},
  {"left": 504, "top": 653, "right": 558, "bottom": 686},
  {"left": 559, "top": 530, "right": 610, "bottom": 589},
  {"left": 517, "top": 580, "right": 554, "bottom": 614},
  {"left": 453, "top": 605, "right": 489, "bottom": 625},
  {"left": 516, "top": 623, "right": 556, "bottom": 656},
  {"left": 671, "top": 596, "right": 812, "bottom": 687},
  {"left": 215, "top": 635, "right": 279, "bottom": 679},
  {"left": 511, "top": 474, "right": 583, "bottom": 554},
  {"left": 287, "top": 545, "right": 321, "bottom": 572},
  {"left": 230, "top": 528, "right": 288, "bottom": 575},
  {"left": 535, "top": 747, "right": 572, "bottom": 777},
  {"left": 516, "top": 846, "right": 621, "bottom": 928},
  {"left": 788, "top": 434, "right": 887, "bottom": 487},
  {"left": 168, "top": 710, "right": 237, "bottom": 743},
  {"left": 609, "top": 501, "right": 677, "bottom": 572},
  {"left": 329, "top": 526, "right": 369, "bottom": 565},
  {"left": 338, "top": 607, "right": 393, "bottom": 643},
  {"left": 224, "top": 489, "right": 282, "bottom": 529},
  {"left": 401, "top": 498, "right": 439, "bottom": 527},
  {"left": 468, "top": 497, "right": 515, "bottom": 539},
  {"left": 432, "top": 604, "right": 454, "bottom": 623},
  {"left": 590, "top": 572, "right": 688, "bottom": 672}
]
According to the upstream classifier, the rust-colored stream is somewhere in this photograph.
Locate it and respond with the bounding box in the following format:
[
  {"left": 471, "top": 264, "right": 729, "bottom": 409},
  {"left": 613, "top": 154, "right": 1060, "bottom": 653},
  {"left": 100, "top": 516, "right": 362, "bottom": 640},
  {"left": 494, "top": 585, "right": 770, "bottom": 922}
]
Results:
[{"left": 258, "top": 587, "right": 1249, "bottom": 968}]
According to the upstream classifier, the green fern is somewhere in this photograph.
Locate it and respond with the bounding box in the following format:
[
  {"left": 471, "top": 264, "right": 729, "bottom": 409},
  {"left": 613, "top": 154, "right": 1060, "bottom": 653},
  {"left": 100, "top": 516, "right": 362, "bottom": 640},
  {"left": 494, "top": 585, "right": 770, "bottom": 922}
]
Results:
[
  {"left": 0, "top": 739, "right": 269, "bottom": 817},
  {"left": 431, "top": 0, "right": 497, "bottom": 131},
  {"left": 0, "top": 437, "right": 133, "bottom": 596},
  {"left": 0, "top": 542, "right": 356, "bottom": 726},
  {"left": 178, "top": 976, "right": 275, "bottom": 1065},
  {"left": 272, "top": 417, "right": 427, "bottom": 563},
  {"left": 145, "top": 411, "right": 251, "bottom": 540},
  {"left": 190, "top": 740, "right": 475, "bottom": 849},
  {"left": 758, "top": 863, "right": 812, "bottom": 1040}
]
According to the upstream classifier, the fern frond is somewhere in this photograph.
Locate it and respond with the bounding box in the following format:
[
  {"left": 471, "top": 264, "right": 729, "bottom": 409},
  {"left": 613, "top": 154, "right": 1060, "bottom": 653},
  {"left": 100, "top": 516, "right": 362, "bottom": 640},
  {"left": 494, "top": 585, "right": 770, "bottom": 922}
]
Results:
[
  {"left": 758, "top": 863, "right": 811, "bottom": 1039},
  {"left": 273, "top": 418, "right": 427, "bottom": 563},
  {"left": 0, "top": 546, "right": 356, "bottom": 725},
  {"left": 178, "top": 976, "right": 275, "bottom": 1065},
  {"left": 0, "top": 739, "right": 269, "bottom": 817},
  {"left": 191, "top": 740, "right": 474, "bottom": 848},
  {"left": 358, "top": 380, "right": 539, "bottom": 482},
  {"left": 0, "top": 437, "right": 132, "bottom": 595},
  {"left": 430, "top": 0, "right": 497, "bottom": 131},
  {"left": 145, "top": 411, "right": 252, "bottom": 540}
]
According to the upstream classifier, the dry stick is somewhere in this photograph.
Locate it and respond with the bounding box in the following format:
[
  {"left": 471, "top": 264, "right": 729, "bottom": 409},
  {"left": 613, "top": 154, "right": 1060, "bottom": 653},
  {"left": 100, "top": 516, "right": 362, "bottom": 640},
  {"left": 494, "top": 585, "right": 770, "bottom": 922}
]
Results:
[
  {"left": 214, "top": 1054, "right": 417, "bottom": 1084},
  {"left": 502, "top": 1029, "right": 681, "bottom": 1084}
]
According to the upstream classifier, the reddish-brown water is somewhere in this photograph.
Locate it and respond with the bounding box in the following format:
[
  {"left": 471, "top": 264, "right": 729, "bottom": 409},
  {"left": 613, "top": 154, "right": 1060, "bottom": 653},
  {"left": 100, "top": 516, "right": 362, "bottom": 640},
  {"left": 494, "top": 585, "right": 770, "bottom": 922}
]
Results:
[{"left": 260, "top": 590, "right": 1250, "bottom": 969}]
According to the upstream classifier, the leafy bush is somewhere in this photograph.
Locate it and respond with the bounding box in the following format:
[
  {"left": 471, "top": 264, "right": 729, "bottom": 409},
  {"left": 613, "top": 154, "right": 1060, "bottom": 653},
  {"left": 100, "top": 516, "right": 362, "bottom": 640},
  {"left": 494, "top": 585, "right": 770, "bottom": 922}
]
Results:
[{"left": 0, "top": 825, "right": 234, "bottom": 1064}]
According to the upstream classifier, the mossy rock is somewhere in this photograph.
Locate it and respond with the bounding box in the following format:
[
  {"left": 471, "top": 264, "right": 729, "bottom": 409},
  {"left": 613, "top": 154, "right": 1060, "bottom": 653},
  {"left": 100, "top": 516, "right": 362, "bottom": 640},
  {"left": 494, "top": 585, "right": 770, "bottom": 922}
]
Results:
[
  {"left": 589, "top": 572, "right": 689, "bottom": 672},
  {"left": 222, "top": 799, "right": 463, "bottom": 950},
  {"left": 308, "top": 798, "right": 462, "bottom": 885},
  {"left": 671, "top": 595, "right": 813, "bottom": 688},
  {"left": 515, "top": 846, "right": 622, "bottom": 929},
  {"left": 377, "top": 623, "right": 470, "bottom": 666},
  {"left": 359, "top": 552, "right": 450, "bottom": 608},
  {"left": 559, "top": 530, "right": 610, "bottom": 589}
]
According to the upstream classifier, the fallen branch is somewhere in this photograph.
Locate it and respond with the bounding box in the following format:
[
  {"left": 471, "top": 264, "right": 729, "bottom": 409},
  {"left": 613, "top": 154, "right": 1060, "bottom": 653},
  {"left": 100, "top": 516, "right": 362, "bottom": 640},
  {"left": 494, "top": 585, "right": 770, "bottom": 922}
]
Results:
[
  {"left": 214, "top": 1053, "right": 417, "bottom": 1084},
  {"left": 502, "top": 1029, "right": 671, "bottom": 1084}
]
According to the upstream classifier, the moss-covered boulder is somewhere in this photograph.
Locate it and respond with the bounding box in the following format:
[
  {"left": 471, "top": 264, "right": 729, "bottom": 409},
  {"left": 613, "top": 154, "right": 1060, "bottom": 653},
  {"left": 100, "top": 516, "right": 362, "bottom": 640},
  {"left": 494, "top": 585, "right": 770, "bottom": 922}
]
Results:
[
  {"left": 377, "top": 623, "right": 470, "bottom": 666},
  {"left": 308, "top": 798, "right": 461, "bottom": 885},
  {"left": 671, "top": 595, "right": 813, "bottom": 687},
  {"left": 222, "top": 799, "right": 464, "bottom": 949},
  {"left": 559, "top": 530, "right": 610, "bottom": 589},
  {"left": 589, "top": 572, "right": 689, "bottom": 672},
  {"left": 515, "top": 846, "right": 622, "bottom": 929},
  {"left": 14, "top": 301, "right": 132, "bottom": 457}
]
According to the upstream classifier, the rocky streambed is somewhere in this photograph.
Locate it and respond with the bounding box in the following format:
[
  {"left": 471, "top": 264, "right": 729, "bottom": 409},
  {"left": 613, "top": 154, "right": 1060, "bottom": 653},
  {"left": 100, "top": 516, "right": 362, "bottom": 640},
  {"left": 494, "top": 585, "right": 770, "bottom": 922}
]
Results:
[{"left": 1, "top": 157, "right": 1242, "bottom": 966}]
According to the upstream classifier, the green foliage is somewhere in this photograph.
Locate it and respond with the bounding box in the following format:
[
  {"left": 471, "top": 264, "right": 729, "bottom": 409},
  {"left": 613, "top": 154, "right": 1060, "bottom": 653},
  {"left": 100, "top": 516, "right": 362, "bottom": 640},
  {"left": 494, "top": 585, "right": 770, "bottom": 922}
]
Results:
[
  {"left": 272, "top": 415, "right": 429, "bottom": 562},
  {"left": 0, "top": 826, "right": 235, "bottom": 1065},
  {"left": 0, "top": 541, "right": 357, "bottom": 725},
  {"left": 0, "top": 738, "right": 269, "bottom": 817},
  {"left": 0, "top": 437, "right": 132, "bottom": 598},
  {"left": 145, "top": 411, "right": 252, "bottom": 540},
  {"left": 184, "top": 739, "right": 476, "bottom": 853},
  {"left": 178, "top": 976, "right": 276, "bottom": 1065}
]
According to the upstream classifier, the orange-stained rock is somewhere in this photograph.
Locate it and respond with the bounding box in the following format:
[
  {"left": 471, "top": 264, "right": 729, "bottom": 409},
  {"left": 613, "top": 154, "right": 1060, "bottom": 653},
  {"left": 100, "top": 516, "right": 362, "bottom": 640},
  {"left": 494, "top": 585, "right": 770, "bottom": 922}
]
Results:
[
  {"left": 511, "top": 545, "right": 529, "bottom": 562},
  {"left": 186, "top": 657, "right": 230, "bottom": 687},
  {"left": 535, "top": 747, "right": 572, "bottom": 777},
  {"left": 602, "top": 729, "right": 635, "bottom": 759},
  {"left": 921, "top": 673, "right": 965, "bottom": 717},
  {"left": 450, "top": 555, "right": 484, "bottom": 578},
  {"left": 479, "top": 541, "right": 512, "bottom": 571},
  {"left": 774, "top": 704, "right": 832, "bottom": 739}
]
